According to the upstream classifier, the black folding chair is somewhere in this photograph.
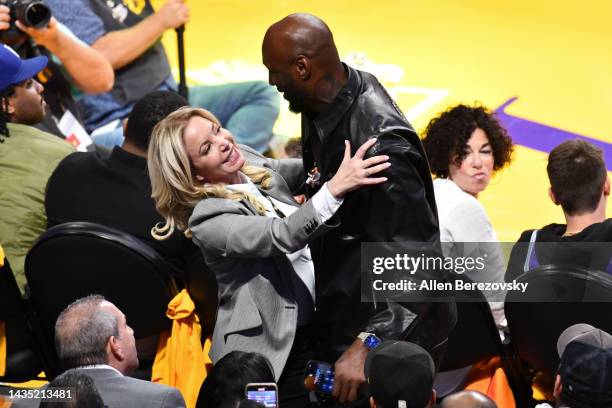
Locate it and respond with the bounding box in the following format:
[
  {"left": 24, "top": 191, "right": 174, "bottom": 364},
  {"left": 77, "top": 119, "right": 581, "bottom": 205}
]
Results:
[
  {"left": 437, "top": 276, "right": 531, "bottom": 406},
  {"left": 24, "top": 222, "right": 180, "bottom": 378},
  {"left": 505, "top": 265, "right": 612, "bottom": 399},
  {"left": 185, "top": 252, "right": 218, "bottom": 340},
  {"left": 0, "top": 254, "right": 47, "bottom": 382}
]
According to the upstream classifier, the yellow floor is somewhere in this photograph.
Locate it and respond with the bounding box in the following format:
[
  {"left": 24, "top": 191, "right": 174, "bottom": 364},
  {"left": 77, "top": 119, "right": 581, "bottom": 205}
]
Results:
[{"left": 157, "top": 0, "right": 612, "bottom": 241}]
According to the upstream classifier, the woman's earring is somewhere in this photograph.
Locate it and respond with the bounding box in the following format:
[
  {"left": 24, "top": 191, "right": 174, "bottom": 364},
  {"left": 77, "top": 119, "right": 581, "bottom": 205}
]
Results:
[{"left": 196, "top": 175, "right": 205, "bottom": 182}]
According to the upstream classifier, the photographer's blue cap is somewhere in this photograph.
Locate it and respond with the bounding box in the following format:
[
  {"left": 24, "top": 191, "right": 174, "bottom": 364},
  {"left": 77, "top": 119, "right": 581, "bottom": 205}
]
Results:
[{"left": 0, "top": 44, "right": 48, "bottom": 92}]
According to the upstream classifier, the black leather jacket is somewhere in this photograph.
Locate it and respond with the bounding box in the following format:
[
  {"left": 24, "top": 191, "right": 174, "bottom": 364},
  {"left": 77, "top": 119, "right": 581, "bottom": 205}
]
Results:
[{"left": 302, "top": 65, "right": 457, "bottom": 362}]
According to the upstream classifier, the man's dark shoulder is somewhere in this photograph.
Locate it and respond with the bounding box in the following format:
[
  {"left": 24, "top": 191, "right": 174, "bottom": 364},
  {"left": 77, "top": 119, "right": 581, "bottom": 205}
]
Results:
[
  {"left": 54, "top": 149, "right": 110, "bottom": 175},
  {"left": 353, "top": 69, "right": 414, "bottom": 134},
  {"left": 517, "top": 229, "right": 536, "bottom": 243}
]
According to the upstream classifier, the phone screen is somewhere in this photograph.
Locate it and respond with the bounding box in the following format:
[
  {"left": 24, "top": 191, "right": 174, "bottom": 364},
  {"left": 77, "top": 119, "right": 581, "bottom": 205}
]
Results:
[
  {"left": 246, "top": 383, "right": 278, "bottom": 408},
  {"left": 303, "top": 360, "right": 334, "bottom": 394}
]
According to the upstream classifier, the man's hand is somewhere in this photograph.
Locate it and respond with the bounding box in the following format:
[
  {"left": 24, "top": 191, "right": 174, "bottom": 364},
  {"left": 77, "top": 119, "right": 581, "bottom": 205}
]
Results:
[
  {"left": 332, "top": 339, "right": 369, "bottom": 403},
  {"left": 156, "top": 0, "right": 189, "bottom": 30},
  {"left": 1, "top": 5, "right": 11, "bottom": 31},
  {"left": 15, "top": 18, "right": 59, "bottom": 48}
]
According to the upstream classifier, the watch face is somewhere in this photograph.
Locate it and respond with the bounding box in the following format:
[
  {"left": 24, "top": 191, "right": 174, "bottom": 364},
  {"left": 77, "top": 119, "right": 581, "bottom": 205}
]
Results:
[{"left": 365, "top": 334, "right": 381, "bottom": 349}]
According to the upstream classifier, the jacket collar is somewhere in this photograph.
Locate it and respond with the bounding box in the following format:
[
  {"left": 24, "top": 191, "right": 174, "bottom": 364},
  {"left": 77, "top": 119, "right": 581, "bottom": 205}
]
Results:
[
  {"left": 66, "top": 364, "right": 124, "bottom": 380},
  {"left": 227, "top": 172, "right": 298, "bottom": 213},
  {"left": 305, "top": 63, "right": 360, "bottom": 144}
]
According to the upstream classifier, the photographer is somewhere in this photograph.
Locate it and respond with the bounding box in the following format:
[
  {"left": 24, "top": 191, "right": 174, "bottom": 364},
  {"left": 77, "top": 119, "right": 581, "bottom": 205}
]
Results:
[
  {"left": 43, "top": 0, "right": 280, "bottom": 152},
  {"left": 0, "top": 4, "right": 113, "bottom": 93},
  {"left": 1, "top": 3, "right": 113, "bottom": 141}
]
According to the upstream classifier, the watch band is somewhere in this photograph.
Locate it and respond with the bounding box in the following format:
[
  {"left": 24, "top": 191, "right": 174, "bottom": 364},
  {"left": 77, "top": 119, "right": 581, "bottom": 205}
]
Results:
[
  {"left": 357, "top": 332, "right": 381, "bottom": 350},
  {"left": 357, "top": 332, "right": 371, "bottom": 342}
]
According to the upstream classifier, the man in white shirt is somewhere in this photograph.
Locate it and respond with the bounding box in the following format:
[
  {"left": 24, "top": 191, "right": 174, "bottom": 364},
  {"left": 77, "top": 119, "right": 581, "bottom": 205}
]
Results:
[{"left": 12, "top": 295, "right": 185, "bottom": 408}]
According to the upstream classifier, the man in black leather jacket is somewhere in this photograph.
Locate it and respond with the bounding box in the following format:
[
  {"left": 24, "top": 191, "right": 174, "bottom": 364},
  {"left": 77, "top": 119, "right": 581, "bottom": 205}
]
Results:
[{"left": 262, "top": 13, "right": 457, "bottom": 404}]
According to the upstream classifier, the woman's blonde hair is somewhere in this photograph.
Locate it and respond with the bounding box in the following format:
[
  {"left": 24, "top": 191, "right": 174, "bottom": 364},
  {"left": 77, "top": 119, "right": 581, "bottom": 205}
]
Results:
[{"left": 147, "top": 106, "right": 272, "bottom": 240}]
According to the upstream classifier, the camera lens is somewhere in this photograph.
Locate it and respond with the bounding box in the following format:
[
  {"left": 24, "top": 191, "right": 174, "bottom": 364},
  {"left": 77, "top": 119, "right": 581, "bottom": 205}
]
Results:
[{"left": 20, "top": 2, "right": 51, "bottom": 28}]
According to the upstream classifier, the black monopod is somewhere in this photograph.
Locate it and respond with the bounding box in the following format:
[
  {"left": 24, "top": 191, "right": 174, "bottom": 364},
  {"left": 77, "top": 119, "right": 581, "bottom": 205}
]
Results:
[{"left": 175, "top": 25, "right": 189, "bottom": 100}]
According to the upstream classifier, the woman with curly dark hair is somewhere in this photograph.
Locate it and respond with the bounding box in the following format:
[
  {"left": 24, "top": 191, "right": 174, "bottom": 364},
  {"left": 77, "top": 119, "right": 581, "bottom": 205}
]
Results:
[
  {"left": 422, "top": 104, "right": 514, "bottom": 397},
  {"left": 423, "top": 104, "right": 513, "bottom": 196},
  {"left": 422, "top": 103, "right": 513, "bottom": 242}
]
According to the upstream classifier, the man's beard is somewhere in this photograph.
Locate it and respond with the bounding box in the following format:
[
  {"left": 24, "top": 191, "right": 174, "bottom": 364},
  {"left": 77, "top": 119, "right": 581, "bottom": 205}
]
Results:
[{"left": 284, "top": 92, "right": 307, "bottom": 114}]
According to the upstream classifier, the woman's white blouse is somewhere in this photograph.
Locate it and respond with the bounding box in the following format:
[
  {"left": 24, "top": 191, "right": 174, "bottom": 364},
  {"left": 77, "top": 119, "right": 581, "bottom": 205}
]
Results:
[{"left": 227, "top": 174, "right": 343, "bottom": 303}]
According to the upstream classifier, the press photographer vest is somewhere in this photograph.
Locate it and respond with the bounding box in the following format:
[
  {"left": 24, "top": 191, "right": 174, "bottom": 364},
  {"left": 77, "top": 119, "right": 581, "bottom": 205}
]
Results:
[{"left": 87, "top": 0, "right": 172, "bottom": 106}]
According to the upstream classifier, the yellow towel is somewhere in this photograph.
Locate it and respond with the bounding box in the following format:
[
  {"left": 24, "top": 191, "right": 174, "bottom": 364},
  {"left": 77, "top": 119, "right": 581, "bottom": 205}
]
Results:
[
  {"left": 0, "top": 321, "right": 5, "bottom": 377},
  {"left": 464, "top": 357, "right": 516, "bottom": 408},
  {"left": 1, "top": 245, "right": 6, "bottom": 377},
  {"left": 0, "top": 395, "right": 11, "bottom": 408},
  {"left": 152, "top": 290, "right": 212, "bottom": 408}
]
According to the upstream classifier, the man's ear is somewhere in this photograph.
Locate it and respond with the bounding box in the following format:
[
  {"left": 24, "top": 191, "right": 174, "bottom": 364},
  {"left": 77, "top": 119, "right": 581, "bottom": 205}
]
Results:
[
  {"left": 548, "top": 187, "right": 559, "bottom": 205},
  {"left": 553, "top": 374, "right": 563, "bottom": 400},
  {"left": 2, "top": 96, "right": 15, "bottom": 116},
  {"left": 294, "top": 55, "right": 311, "bottom": 81},
  {"left": 603, "top": 176, "right": 610, "bottom": 197},
  {"left": 108, "top": 335, "right": 124, "bottom": 361},
  {"left": 427, "top": 389, "right": 437, "bottom": 408}
]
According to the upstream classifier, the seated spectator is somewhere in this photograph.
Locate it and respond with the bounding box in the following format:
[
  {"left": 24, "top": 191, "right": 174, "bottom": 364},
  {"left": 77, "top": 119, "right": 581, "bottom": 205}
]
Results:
[
  {"left": 422, "top": 104, "right": 513, "bottom": 318},
  {"left": 364, "top": 341, "right": 437, "bottom": 408},
  {"left": 43, "top": 0, "right": 280, "bottom": 152},
  {"left": 0, "top": 44, "right": 74, "bottom": 292},
  {"left": 440, "top": 390, "right": 497, "bottom": 408},
  {"left": 422, "top": 104, "right": 513, "bottom": 397},
  {"left": 535, "top": 323, "right": 612, "bottom": 408},
  {"left": 196, "top": 351, "right": 275, "bottom": 408},
  {"left": 13, "top": 295, "right": 186, "bottom": 408},
  {"left": 39, "top": 371, "right": 104, "bottom": 408},
  {"left": 506, "top": 139, "right": 612, "bottom": 281},
  {"left": 45, "top": 90, "right": 197, "bottom": 278}
]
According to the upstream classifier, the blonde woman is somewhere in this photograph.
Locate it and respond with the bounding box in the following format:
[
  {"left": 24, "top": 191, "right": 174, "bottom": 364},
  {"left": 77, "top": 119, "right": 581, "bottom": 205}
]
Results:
[{"left": 147, "top": 107, "right": 390, "bottom": 408}]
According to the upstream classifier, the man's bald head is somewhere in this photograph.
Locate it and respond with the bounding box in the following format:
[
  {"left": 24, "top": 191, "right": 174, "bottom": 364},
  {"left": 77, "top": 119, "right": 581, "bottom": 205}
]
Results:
[
  {"left": 263, "top": 13, "right": 336, "bottom": 63},
  {"left": 262, "top": 13, "right": 346, "bottom": 113},
  {"left": 440, "top": 391, "right": 497, "bottom": 408}
]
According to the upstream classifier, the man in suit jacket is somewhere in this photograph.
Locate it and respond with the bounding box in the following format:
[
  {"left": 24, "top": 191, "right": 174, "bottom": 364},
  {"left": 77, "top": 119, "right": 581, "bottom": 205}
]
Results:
[{"left": 12, "top": 295, "right": 185, "bottom": 408}]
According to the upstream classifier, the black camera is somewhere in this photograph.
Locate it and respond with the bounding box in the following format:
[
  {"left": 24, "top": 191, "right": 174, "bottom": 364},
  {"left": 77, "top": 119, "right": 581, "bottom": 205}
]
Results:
[{"left": 0, "top": 0, "right": 52, "bottom": 46}]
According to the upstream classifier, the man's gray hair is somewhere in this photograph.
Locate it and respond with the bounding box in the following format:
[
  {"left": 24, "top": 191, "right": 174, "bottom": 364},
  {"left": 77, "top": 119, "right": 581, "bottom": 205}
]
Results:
[{"left": 54, "top": 295, "right": 119, "bottom": 369}]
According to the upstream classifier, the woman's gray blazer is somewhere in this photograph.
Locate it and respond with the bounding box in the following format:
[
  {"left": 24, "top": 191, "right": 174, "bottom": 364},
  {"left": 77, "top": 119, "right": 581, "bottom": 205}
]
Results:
[{"left": 188, "top": 145, "right": 336, "bottom": 379}]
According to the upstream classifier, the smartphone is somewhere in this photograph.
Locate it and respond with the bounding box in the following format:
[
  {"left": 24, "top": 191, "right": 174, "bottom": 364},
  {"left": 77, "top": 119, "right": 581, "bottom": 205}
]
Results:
[
  {"left": 303, "top": 360, "right": 334, "bottom": 395},
  {"left": 245, "top": 383, "right": 278, "bottom": 408}
]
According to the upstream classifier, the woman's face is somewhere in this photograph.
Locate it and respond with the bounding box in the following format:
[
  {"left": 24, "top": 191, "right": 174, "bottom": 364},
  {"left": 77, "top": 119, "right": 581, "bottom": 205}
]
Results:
[
  {"left": 183, "top": 115, "right": 245, "bottom": 185},
  {"left": 448, "top": 127, "right": 494, "bottom": 197}
]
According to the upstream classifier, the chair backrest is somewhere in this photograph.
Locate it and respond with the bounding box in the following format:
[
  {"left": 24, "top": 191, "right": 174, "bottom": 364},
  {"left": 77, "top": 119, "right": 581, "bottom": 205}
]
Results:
[
  {"left": 185, "top": 253, "right": 218, "bottom": 339},
  {"left": 24, "top": 222, "right": 180, "bottom": 376},
  {"left": 0, "top": 255, "right": 45, "bottom": 382},
  {"left": 505, "top": 264, "right": 612, "bottom": 380},
  {"left": 438, "top": 277, "right": 504, "bottom": 371}
]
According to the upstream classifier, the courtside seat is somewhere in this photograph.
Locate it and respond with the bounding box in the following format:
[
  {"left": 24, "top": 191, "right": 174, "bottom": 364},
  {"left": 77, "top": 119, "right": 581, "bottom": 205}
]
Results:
[
  {"left": 24, "top": 222, "right": 180, "bottom": 378},
  {"left": 0, "top": 255, "right": 46, "bottom": 382},
  {"left": 505, "top": 264, "right": 612, "bottom": 396},
  {"left": 185, "top": 252, "right": 218, "bottom": 340}
]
